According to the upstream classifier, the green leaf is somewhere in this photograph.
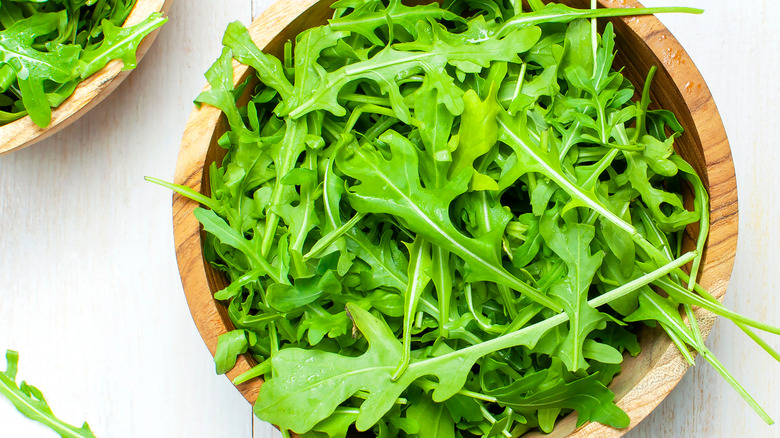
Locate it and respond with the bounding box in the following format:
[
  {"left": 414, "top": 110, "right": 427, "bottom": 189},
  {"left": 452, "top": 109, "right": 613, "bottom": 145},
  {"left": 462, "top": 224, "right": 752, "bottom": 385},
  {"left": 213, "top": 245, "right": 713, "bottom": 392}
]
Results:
[
  {"left": 539, "top": 211, "right": 605, "bottom": 371},
  {"left": 626, "top": 290, "right": 775, "bottom": 424},
  {"left": 195, "top": 47, "right": 250, "bottom": 137},
  {"left": 193, "top": 208, "right": 282, "bottom": 283},
  {"left": 78, "top": 13, "right": 168, "bottom": 77},
  {"left": 215, "top": 329, "right": 249, "bottom": 374},
  {"left": 259, "top": 117, "right": 309, "bottom": 257},
  {"left": 346, "top": 227, "right": 409, "bottom": 293},
  {"left": 498, "top": 3, "right": 702, "bottom": 37},
  {"left": 624, "top": 149, "right": 698, "bottom": 232},
  {"left": 393, "top": 236, "right": 432, "bottom": 379},
  {"left": 491, "top": 372, "right": 629, "bottom": 428},
  {"left": 406, "top": 391, "right": 456, "bottom": 438},
  {"left": 449, "top": 86, "right": 501, "bottom": 191},
  {"left": 0, "top": 350, "right": 97, "bottom": 438},
  {"left": 267, "top": 270, "right": 342, "bottom": 312},
  {"left": 309, "top": 408, "right": 359, "bottom": 438},
  {"left": 496, "top": 112, "right": 659, "bottom": 261},
  {"left": 538, "top": 407, "right": 562, "bottom": 433},
  {"left": 414, "top": 73, "right": 457, "bottom": 190},
  {"left": 251, "top": 251, "right": 696, "bottom": 435},
  {"left": 255, "top": 304, "right": 404, "bottom": 434},
  {"left": 430, "top": 246, "right": 453, "bottom": 337},
  {"left": 298, "top": 310, "right": 351, "bottom": 346},
  {"left": 222, "top": 21, "right": 293, "bottom": 99},
  {"left": 582, "top": 339, "right": 623, "bottom": 364}
]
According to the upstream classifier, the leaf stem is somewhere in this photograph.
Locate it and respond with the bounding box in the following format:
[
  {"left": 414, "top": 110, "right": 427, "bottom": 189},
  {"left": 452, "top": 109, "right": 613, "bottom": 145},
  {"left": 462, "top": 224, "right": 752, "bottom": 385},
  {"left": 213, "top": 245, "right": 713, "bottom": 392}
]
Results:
[
  {"left": 260, "top": 118, "right": 306, "bottom": 257},
  {"left": 393, "top": 238, "right": 432, "bottom": 380},
  {"left": 304, "top": 212, "right": 366, "bottom": 260},
  {"left": 144, "top": 176, "right": 221, "bottom": 212},
  {"left": 700, "top": 346, "right": 774, "bottom": 424},
  {"left": 498, "top": 6, "right": 703, "bottom": 37},
  {"left": 591, "top": 0, "right": 598, "bottom": 79},
  {"left": 344, "top": 104, "right": 399, "bottom": 134},
  {"left": 654, "top": 278, "right": 780, "bottom": 335},
  {"left": 413, "top": 251, "right": 696, "bottom": 373},
  {"left": 417, "top": 378, "right": 498, "bottom": 403}
]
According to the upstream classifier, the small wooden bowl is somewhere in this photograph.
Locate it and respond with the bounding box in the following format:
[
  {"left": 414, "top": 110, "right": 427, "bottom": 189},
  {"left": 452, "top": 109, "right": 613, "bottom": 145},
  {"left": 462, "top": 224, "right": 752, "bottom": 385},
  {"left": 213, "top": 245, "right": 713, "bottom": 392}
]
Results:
[
  {"left": 173, "top": 1, "right": 739, "bottom": 436},
  {"left": 0, "top": 0, "right": 172, "bottom": 156}
]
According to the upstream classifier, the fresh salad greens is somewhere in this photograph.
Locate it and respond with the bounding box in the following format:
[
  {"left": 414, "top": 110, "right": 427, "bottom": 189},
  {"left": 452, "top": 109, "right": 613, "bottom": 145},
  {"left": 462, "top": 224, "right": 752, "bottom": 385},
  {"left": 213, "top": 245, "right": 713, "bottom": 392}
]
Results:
[
  {"left": 154, "top": 0, "right": 780, "bottom": 436},
  {"left": 0, "top": 0, "right": 167, "bottom": 128},
  {"left": 1, "top": 350, "right": 97, "bottom": 438}
]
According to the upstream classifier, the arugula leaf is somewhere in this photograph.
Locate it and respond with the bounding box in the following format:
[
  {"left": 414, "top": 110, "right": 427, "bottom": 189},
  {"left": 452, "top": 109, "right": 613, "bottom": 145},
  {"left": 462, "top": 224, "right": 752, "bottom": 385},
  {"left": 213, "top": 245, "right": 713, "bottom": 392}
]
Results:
[
  {"left": 489, "top": 371, "right": 629, "bottom": 428},
  {"left": 1, "top": 350, "right": 97, "bottom": 438},
  {"left": 539, "top": 211, "right": 606, "bottom": 372},
  {"left": 405, "top": 391, "right": 456, "bottom": 438},
  {"left": 346, "top": 227, "right": 409, "bottom": 293},
  {"left": 215, "top": 330, "right": 249, "bottom": 375},
  {"left": 254, "top": 304, "right": 404, "bottom": 434},
  {"left": 497, "top": 3, "right": 702, "bottom": 37},
  {"left": 78, "top": 13, "right": 167, "bottom": 77},
  {"left": 267, "top": 270, "right": 342, "bottom": 312},
  {"left": 194, "top": 208, "right": 282, "bottom": 284},
  {"left": 195, "top": 47, "right": 248, "bottom": 137},
  {"left": 626, "top": 291, "right": 775, "bottom": 424},
  {"left": 222, "top": 21, "right": 293, "bottom": 99},
  {"left": 449, "top": 87, "right": 501, "bottom": 191},
  {"left": 393, "top": 236, "right": 432, "bottom": 379}
]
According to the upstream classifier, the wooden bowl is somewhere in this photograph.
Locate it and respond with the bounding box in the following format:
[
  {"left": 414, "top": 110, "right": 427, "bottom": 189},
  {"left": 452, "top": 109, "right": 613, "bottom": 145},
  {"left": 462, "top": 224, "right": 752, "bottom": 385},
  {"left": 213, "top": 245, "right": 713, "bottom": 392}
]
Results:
[
  {"left": 173, "top": 0, "right": 738, "bottom": 436},
  {"left": 0, "top": 0, "right": 172, "bottom": 156}
]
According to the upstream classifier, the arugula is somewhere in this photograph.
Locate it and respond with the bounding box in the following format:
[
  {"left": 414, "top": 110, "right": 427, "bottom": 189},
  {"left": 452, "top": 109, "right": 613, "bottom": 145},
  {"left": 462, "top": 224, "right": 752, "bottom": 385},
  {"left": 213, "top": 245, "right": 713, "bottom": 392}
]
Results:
[
  {"left": 0, "top": 0, "right": 166, "bottom": 127},
  {"left": 215, "top": 329, "right": 250, "bottom": 375},
  {"left": 152, "top": 1, "right": 780, "bottom": 436},
  {"left": 1, "top": 350, "right": 97, "bottom": 438}
]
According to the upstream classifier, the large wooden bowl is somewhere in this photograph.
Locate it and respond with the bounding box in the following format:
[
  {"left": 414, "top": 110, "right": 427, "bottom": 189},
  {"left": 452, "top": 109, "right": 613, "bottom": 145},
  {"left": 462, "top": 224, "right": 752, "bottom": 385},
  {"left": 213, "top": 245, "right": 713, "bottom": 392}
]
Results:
[
  {"left": 173, "top": 1, "right": 738, "bottom": 436},
  {"left": 0, "top": 0, "right": 172, "bottom": 156}
]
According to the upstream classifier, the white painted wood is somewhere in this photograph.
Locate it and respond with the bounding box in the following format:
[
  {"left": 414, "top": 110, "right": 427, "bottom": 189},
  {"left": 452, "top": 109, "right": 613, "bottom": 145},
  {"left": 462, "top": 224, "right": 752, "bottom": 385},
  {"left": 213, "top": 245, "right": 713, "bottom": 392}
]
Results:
[
  {"left": 255, "top": 414, "right": 283, "bottom": 438},
  {"left": 0, "top": 1, "right": 777, "bottom": 437},
  {"left": 252, "top": 0, "right": 276, "bottom": 19}
]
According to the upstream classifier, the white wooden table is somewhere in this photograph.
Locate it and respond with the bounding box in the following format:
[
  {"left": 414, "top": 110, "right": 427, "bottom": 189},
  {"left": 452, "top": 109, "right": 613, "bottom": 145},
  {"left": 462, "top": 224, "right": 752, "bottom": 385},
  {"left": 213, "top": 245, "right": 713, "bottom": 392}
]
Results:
[{"left": 1, "top": 1, "right": 777, "bottom": 437}]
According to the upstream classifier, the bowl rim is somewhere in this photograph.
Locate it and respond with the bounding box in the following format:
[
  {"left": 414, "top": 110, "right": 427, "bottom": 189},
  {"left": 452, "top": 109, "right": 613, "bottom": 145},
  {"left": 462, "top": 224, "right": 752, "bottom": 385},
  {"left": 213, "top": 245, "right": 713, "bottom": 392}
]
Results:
[
  {"left": 0, "top": 0, "right": 173, "bottom": 156},
  {"left": 172, "top": 1, "right": 739, "bottom": 436}
]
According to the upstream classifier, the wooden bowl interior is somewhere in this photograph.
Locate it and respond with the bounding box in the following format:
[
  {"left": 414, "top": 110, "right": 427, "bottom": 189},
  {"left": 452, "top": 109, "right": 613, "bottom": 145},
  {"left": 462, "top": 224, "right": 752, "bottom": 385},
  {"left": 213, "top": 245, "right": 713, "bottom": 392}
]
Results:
[
  {"left": 175, "top": 0, "right": 737, "bottom": 436},
  {"left": 0, "top": 0, "right": 171, "bottom": 155}
]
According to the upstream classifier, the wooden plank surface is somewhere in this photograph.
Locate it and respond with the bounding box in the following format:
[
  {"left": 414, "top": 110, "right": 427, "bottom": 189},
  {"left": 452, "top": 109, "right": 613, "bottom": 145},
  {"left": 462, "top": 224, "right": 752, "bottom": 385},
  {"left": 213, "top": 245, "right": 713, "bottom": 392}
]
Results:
[{"left": 0, "top": 1, "right": 777, "bottom": 437}]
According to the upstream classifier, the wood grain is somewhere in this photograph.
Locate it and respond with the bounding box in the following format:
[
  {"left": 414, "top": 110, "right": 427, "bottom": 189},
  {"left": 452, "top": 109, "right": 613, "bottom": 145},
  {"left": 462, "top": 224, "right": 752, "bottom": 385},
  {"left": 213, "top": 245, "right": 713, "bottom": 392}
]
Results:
[
  {"left": 0, "top": 0, "right": 172, "bottom": 156},
  {"left": 173, "top": 0, "right": 738, "bottom": 436}
]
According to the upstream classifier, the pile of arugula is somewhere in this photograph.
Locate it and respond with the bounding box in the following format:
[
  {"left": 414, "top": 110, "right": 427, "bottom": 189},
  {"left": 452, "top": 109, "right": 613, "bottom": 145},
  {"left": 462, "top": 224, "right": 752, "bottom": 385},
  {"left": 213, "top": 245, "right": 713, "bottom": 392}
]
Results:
[
  {"left": 0, "top": 0, "right": 166, "bottom": 128},
  {"left": 155, "top": 1, "right": 780, "bottom": 436}
]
